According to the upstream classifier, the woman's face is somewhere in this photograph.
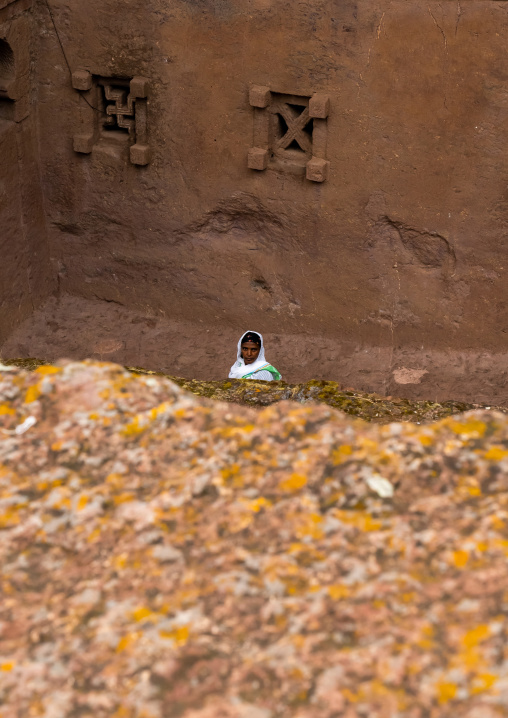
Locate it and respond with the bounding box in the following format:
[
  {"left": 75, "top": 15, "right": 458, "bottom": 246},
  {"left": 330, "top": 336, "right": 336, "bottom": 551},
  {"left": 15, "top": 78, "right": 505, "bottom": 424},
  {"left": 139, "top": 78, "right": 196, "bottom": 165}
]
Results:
[{"left": 241, "top": 341, "right": 260, "bottom": 365}]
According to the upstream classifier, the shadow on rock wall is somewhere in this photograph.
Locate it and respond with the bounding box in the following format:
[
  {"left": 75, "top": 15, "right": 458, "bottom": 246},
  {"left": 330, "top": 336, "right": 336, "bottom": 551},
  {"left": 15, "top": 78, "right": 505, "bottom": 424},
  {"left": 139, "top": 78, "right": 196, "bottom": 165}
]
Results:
[
  {"left": 173, "top": 192, "right": 304, "bottom": 318},
  {"left": 364, "top": 191, "right": 469, "bottom": 337}
]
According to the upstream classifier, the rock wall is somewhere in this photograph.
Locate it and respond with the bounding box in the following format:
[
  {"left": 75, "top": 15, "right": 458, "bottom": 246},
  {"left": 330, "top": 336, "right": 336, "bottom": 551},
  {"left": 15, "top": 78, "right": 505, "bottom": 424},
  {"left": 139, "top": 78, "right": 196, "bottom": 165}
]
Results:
[
  {"left": 0, "top": 0, "right": 54, "bottom": 345},
  {"left": 3, "top": 0, "right": 508, "bottom": 398}
]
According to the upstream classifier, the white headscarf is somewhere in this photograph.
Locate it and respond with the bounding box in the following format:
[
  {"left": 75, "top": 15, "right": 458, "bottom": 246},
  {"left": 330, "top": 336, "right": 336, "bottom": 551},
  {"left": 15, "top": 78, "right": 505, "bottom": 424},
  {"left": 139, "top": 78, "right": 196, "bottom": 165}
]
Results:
[{"left": 229, "top": 330, "right": 271, "bottom": 379}]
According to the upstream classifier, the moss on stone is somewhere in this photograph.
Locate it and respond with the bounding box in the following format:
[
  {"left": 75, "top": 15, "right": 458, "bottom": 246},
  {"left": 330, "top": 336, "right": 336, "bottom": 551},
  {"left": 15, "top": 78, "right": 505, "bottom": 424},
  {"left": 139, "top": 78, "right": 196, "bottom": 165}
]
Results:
[
  {"left": 2, "top": 358, "right": 50, "bottom": 371},
  {"left": 4, "top": 358, "right": 506, "bottom": 424}
]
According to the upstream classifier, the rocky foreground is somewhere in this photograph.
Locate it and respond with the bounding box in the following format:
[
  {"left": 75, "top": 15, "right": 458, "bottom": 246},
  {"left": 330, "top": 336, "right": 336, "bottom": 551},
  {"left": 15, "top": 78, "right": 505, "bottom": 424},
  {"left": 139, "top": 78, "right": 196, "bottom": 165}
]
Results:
[
  {"left": 2, "top": 361, "right": 508, "bottom": 718},
  {"left": 6, "top": 358, "right": 505, "bottom": 423}
]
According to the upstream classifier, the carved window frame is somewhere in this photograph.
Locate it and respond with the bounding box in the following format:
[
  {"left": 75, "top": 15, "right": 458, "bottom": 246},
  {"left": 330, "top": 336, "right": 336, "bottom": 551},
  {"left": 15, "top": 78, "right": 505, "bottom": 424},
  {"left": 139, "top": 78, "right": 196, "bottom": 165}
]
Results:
[
  {"left": 72, "top": 70, "right": 151, "bottom": 166},
  {"left": 248, "top": 86, "right": 330, "bottom": 182}
]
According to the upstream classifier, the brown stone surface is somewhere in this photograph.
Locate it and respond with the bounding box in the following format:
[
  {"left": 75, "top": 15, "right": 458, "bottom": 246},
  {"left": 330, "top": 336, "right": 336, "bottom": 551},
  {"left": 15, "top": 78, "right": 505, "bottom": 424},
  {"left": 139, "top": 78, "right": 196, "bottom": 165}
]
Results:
[
  {"left": 3, "top": 294, "right": 508, "bottom": 406},
  {"left": 3, "top": 361, "right": 508, "bottom": 717},
  {"left": 2, "top": 0, "right": 508, "bottom": 398},
  {"left": 0, "top": 0, "right": 54, "bottom": 346}
]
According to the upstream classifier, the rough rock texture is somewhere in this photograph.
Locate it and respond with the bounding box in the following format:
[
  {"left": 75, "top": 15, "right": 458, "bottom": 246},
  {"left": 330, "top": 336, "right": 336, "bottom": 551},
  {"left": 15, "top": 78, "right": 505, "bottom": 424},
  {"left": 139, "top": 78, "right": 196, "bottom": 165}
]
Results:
[
  {"left": 3, "top": 360, "right": 508, "bottom": 717},
  {"left": 5, "top": 356, "right": 506, "bottom": 424},
  {"left": 0, "top": 0, "right": 55, "bottom": 345},
  {"left": 3, "top": 0, "right": 508, "bottom": 399}
]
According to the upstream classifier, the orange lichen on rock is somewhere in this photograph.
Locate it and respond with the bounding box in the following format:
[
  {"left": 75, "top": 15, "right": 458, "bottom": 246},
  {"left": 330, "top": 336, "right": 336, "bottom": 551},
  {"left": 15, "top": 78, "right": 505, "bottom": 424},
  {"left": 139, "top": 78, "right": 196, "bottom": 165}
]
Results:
[{"left": 2, "top": 360, "right": 508, "bottom": 717}]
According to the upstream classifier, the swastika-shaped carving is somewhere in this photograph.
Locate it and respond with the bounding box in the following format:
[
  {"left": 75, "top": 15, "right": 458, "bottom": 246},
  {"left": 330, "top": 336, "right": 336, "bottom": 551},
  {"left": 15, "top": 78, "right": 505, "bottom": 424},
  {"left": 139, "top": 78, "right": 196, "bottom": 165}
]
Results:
[
  {"left": 72, "top": 72, "right": 151, "bottom": 166},
  {"left": 248, "top": 87, "right": 330, "bottom": 182},
  {"left": 102, "top": 82, "right": 136, "bottom": 134}
]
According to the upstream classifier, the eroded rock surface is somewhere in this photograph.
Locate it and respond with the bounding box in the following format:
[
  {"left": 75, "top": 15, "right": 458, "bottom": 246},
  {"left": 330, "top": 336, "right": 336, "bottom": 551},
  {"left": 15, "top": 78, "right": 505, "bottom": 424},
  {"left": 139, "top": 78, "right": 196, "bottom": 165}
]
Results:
[{"left": 2, "top": 361, "right": 508, "bottom": 717}]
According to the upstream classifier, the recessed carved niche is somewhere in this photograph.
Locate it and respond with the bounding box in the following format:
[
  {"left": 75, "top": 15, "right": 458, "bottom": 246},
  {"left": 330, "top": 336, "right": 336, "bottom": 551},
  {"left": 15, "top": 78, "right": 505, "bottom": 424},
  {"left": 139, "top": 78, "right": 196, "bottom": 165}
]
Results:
[
  {"left": 0, "top": 37, "right": 15, "bottom": 120},
  {"left": 248, "top": 86, "right": 330, "bottom": 182},
  {"left": 72, "top": 71, "right": 151, "bottom": 166}
]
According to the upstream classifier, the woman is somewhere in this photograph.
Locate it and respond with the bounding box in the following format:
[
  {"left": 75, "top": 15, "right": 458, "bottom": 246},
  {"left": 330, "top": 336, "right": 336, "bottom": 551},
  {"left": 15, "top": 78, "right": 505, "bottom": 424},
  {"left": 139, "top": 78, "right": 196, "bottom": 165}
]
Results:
[{"left": 229, "top": 331, "right": 282, "bottom": 381}]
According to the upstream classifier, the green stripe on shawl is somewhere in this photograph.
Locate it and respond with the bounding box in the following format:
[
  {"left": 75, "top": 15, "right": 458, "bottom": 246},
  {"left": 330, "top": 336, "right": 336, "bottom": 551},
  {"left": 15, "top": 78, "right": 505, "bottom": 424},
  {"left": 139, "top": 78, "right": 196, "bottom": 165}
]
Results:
[{"left": 243, "top": 365, "right": 281, "bottom": 381}]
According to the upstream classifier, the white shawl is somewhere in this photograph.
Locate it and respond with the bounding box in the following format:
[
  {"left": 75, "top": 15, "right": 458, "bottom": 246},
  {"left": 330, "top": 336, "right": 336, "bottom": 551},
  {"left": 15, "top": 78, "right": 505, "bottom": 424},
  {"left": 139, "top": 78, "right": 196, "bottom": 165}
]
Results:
[{"left": 229, "top": 330, "right": 271, "bottom": 379}]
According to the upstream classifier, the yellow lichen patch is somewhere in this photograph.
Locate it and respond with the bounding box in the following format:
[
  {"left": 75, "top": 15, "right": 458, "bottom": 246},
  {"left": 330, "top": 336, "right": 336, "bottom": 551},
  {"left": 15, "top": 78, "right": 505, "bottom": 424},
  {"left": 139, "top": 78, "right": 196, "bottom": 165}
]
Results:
[
  {"left": 279, "top": 474, "right": 307, "bottom": 492},
  {"left": 113, "top": 553, "right": 128, "bottom": 570},
  {"left": 148, "top": 402, "right": 172, "bottom": 422},
  {"left": 0, "top": 508, "right": 21, "bottom": 529},
  {"left": 342, "top": 688, "right": 359, "bottom": 703},
  {"left": 24, "top": 383, "right": 41, "bottom": 404},
  {"left": 0, "top": 403, "right": 15, "bottom": 416},
  {"left": 34, "top": 366, "right": 61, "bottom": 376},
  {"left": 452, "top": 624, "right": 492, "bottom": 672},
  {"left": 493, "top": 538, "right": 508, "bottom": 557},
  {"left": 491, "top": 516, "right": 507, "bottom": 532},
  {"left": 436, "top": 681, "right": 457, "bottom": 704},
  {"left": 112, "top": 706, "right": 131, "bottom": 718},
  {"left": 1, "top": 662, "right": 14, "bottom": 671},
  {"left": 220, "top": 463, "right": 242, "bottom": 488},
  {"left": 106, "top": 473, "right": 125, "bottom": 489},
  {"left": 289, "top": 542, "right": 306, "bottom": 554},
  {"left": 471, "top": 672, "right": 497, "bottom": 695},
  {"left": 295, "top": 512, "right": 324, "bottom": 540},
  {"left": 218, "top": 423, "right": 255, "bottom": 439},
  {"left": 456, "top": 476, "right": 482, "bottom": 497},
  {"left": 332, "top": 444, "right": 353, "bottom": 464},
  {"left": 419, "top": 434, "right": 433, "bottom": 446},
  {"left": 121, "top": 416, "right": 147, "bottom": 437},
  {"left": 400, "top": 591, "right": 416, "bottom": 603},
  {"left": 462, "top": 624, "right": 490, "bottom": 650},
  {"left": 484, "top": 446, "right": 508, "bottom": 462},
  {"left": 362, "top": 680, "right": 410, "bottom": 711},
  {"left": 362, "top": 434, "right": 380, "bottom": 447},
  {"left": 77, "top": 495, "right": 88, "bottom": 511},
  {"left": 113, "top": 493, "right": 135, "bottom": 505},
  {"left": 132, "top": 607, "right": 155, "bottom": 623},
  {"left": 335, "top": 510, "right": 383, "bottom": 532},
  {"left": 241, "top": 496, "right": 272, "bottom": 513},
  {"left": 86, "top": 528, "right": 102, "bottom": 543},
  {"left": 452, "top": 550, "right": 469, "bottom": 569},
  {"left": 449, "top": 418, "right": 486, "bottom": 438},
  {"left": 328, "top": 584, "right": 350, "bottom": 600},
  {"left": 416, "top": 624, "right": 435, "bottom": 650},
  {"left": 159, "top": 625, "right": 189, "bottom": 645},
  {"left": 290, "top": 634, "right": 305, "bottom": 649},
  {"left": 116, "top": 632, "right": 141, "bottom": 653}
]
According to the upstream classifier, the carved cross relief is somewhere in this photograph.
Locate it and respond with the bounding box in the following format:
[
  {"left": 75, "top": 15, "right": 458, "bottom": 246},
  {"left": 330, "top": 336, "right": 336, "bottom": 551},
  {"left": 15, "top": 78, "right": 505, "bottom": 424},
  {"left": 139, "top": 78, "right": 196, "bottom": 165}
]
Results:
[
  {"left": 72, "top": 71, "right": 151, "bottom": 166},
  {"left": 102, "top": 81, "right": 136, "bottom": 134},
  {"left": 272, "top": 99, "right": 313, "bottom": 155},
  {"left": 248, "top": 87, "right": 330, "bottom": 182}
]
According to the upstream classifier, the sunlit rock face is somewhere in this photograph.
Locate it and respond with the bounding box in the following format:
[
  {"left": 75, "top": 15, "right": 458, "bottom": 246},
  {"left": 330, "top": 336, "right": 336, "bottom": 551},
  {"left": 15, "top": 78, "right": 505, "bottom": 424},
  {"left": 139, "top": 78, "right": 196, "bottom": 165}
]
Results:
[{"left": 2, "top": 360, "right": 508, "bottom": 717}]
